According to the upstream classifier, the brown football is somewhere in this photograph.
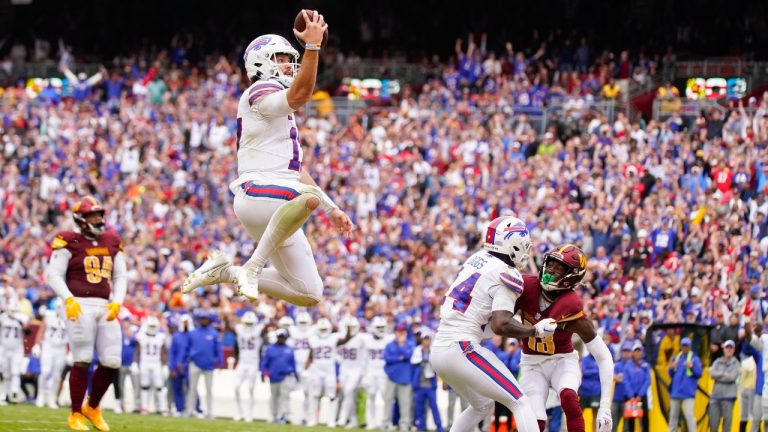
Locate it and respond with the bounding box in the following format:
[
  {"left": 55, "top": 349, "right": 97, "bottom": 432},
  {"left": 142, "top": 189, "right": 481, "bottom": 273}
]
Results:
[{"left": 293, "top": 10, "right": 328, "bottom": 48}]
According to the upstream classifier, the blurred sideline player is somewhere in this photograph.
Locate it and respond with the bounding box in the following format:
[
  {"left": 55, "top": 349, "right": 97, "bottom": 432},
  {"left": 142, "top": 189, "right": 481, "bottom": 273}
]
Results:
[
  {"left": 181, "top": 9, "right": 353, "bottom": 307},
  {"left": 234, "top": 311, "right": 265, "bottom": 422},
  {"left": 169, "top": 314, "right": 194, "bottom": 416},
  {"left": 515, "top": 244, "right": 613, "bottom": 432},
  {"left": 45, "top": 196, "right": 126, "bottom": 431},
  {"left": 431, "top": 216, "right": 554, "bottom": 432},
  {"left": 34, "top": 299, "right": 69, "bottom": 408},
  {"left": 337, "top": 316, "right": 367, "bottom": 428},
  {"left": 0, "top": 300, "right": 29, "bottom": 404},
  {"left": 288, "top": 311, "right": 314, "bottom": 424},
  {"left": 306, "top": 318, "right": 352, "bottom": 427},
  {"left": 135, "top": 316, "right": 169, "bottom": 415},
  {"left": 364, "top": 316, "right": 394, "bottom": 429}
]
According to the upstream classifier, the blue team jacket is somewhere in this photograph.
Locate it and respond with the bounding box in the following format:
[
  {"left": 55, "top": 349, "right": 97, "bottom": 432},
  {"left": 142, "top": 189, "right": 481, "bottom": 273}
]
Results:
[
  {"left": 669, "top": 352, "right": 702, "bottom": 399},
  {"left": 613, "top": 360, "right": 628, "bottom": 402},
  {"left": 122, "top": 334, "right": 137, "bottom": 366},
  {"left": 261, "top": 343, "right": 296, "bottom": 383},
  {"left": 384, "top": 340, "right": 414, "bottom": 385},
  {"left": 623, "top": 359, "right": 651, "bottom": 398},
  {"left": 185, "top": 326, "right": 221, "bottom": 371},
  {"left": 170, "top": 331, "right": 192, "bottom": 370}
]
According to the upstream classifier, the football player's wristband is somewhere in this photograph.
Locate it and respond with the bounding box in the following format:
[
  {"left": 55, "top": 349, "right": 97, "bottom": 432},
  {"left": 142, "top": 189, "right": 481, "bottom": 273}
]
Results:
[{"left": 304, "top": 43, "right": 321, "bottom": 51}]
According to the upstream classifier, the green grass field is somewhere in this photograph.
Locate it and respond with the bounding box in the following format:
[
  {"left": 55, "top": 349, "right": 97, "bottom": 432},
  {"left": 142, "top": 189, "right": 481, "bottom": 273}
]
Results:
[{"left": 0, "top": 404, "right": 368, "bottom": 431}]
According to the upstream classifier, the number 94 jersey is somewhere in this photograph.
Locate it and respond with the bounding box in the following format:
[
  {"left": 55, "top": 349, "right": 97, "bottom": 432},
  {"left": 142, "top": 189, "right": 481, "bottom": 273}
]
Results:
[
  {"left": 515, "top": 274, "right": 585, "bottom": 358},
  {"left": 434, "top": 251, "right": 525, "bottom": 347},
  {"left": 50, "top": 230, "right": 123, "bottom": 300}
]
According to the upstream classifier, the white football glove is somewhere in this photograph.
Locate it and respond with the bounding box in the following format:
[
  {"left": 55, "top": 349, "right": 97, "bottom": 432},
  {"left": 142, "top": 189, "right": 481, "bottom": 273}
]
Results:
[
  {"left": 32, "top": 344, "right": 42, "bottom": 358},
  {"left": 596, "top": 407, "right": 613, "bottom": 432},
  {"left": 533, "top": 318, "right": 557, "bottom": 338},
  {"left": 130, "top": 362, "right": 139, "bottom": 375},
  {"left": 162, "top": 365, "right": 170, "bottom": 379}
]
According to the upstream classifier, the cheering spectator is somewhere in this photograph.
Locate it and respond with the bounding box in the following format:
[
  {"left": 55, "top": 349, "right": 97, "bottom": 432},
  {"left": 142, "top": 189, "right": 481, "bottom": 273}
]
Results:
[{"left": 668, "top": 338, "right": 702, "bottom": 432}]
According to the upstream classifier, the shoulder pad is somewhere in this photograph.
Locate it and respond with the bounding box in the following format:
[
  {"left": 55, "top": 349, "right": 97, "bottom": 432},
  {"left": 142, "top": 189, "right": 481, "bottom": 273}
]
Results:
[
  {"left": 499, "top": 269, "right": 524, "bottom": 294},
  {"left": 549, "top": 291, "right": 585, "bottom": 323},
  {"left": 247, "top": 80, "right": 285, "bottom": 106},
  {"left": 51, "top": 231, "right": 78, "bottom": 249},
  {"left": 102, "top": 230, "right": 124, "bottom": 250}
]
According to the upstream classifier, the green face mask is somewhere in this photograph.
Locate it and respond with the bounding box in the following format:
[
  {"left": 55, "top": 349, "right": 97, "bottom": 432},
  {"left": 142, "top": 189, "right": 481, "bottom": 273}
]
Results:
[{"left": 541, "top": 273, "right": 556, "bottom": 284}]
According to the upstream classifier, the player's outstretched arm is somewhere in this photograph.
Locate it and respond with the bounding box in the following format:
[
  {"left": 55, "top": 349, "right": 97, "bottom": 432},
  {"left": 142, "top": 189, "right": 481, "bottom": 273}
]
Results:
[
  {"left": 287, "top": 10, "right": 328, "bottom": 109},
  {"left": 569, "top": 318, "right": 614, "bottom": 432},
  {"left": 490, "top": 310, "right": 556, "bottom": 339}
]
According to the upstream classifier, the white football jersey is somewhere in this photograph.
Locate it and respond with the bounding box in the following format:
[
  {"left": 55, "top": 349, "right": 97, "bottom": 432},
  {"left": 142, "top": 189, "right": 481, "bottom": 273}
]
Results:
[
  {"left": 0, "top": 312, "right": 27, "bottom": 350},
  {"left": 338, "top": 333, "right": 367, "bottom": 372},
  {"left": 42, "top": 310, "right": 68, "bottom": 350},
  {"left": 236, "top": 323, "right": 264, "bottom": 366},
  {"left": 288, "top": 326, "right": 313, "bottom": 371},
  {"left": 230, "top": 79, "right": 302, "bottom": 192},
  {"left": 137, "top": 332, "right": 166, "bottom": 365},
  {"left": 309, "top": 333, "right": 340, "bottom": 373},
  {"left": 364, "top": 333, "right": 393, "bottom": 371},
  {"left": 434, "top": 250, "right": 524, "bottom": 347}
]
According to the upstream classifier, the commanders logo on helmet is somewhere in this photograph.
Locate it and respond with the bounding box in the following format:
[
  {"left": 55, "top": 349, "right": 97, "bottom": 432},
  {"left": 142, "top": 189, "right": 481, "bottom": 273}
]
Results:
[
  {"left": 540, "top": 244, "right": 587, "bottom": 292},
  {"left": 72, "top": 196, "right": 106, "bottom": 237}
]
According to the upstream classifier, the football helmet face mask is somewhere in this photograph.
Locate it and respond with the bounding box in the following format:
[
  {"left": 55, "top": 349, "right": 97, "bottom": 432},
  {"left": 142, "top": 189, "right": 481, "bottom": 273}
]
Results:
[
  {"left": 540, "top": 244, "right": 587, "bottom": 292},
  {"left": 242, "top": 311, "right": 258, "bottom": 327},
  {"left": 243, "top": 34, "right": 300, "bottom": 87},
  {"left": 483, "top": 216, "right": 532, "bottom": 268},
  {"left": 296, "top": 312, "right": 312, "bottom": 329},
  {"left": 344, "top": 317, "right": 361, "bottom": 336},
  {"left": 72, "top": 196, "right": 106, "bottom": 237},
  {"left": 371, "top": 316, "right": 387, "bottom": 337},
  {"left": 144, "top": 316, "right": 160, "bottom": 335},
  {"left": 316, "top": 318, "right": 332, "bottom": 338},
  {"left": 278, "top": 316, "right": 294, "bottom": 329}
]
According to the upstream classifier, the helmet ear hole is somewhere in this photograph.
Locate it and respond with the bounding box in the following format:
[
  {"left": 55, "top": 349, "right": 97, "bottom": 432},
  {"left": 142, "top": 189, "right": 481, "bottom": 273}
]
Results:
[{"left": 513, "top": 246, "right": 520, "bottom": 251}]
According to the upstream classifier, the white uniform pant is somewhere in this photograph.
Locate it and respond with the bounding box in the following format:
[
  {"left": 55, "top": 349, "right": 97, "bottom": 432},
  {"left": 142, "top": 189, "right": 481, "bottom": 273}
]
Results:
[
  {"left": 233, "top": 184, "right": 324, "bottom": 306},
  {"left": 0, "top": 347, "right": 24, "bottom": 397},
  {"left": 364, "top": 370, "right": 389, "bottom": 428},
  {"left": 234, "top": 362, "right": 259, "bottom": 419},
  {"left": 38, "top": 345, "right": 67, "bottom": 403},
  {"left": 140, "top": 362, "right": 167, "bottom": 413},
  {"left": 65, "top": 297, "right": 122, "bottom": 368},
  {"left": 307, "top": 369, "right": 337, "bottom": 426},
  {"left": 519, "top": 351, "right": 582, "bottom": 421},
  {"left": 430, "top": 341, "right": 539, "bottom": 432},
  {"left": 338, "top": 368, "right": 363, "bottom": 426}
]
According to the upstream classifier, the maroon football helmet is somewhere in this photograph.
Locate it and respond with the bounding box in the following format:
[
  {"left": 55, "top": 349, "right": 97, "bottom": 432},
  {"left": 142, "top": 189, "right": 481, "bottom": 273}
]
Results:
[
  {"left": 539, "top": 244, "right": 587, "bottom": 292},
  {"left": 72, "top": 196, "right": 106, "bottom": 237}
]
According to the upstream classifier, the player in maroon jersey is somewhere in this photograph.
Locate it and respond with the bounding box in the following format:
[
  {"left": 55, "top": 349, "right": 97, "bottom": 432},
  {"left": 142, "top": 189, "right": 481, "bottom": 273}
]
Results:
[
  {"left": 45, "top": 196, "right": 127, "bottom": 431},
  {"left": 514, "top": 244, "right": 614, "bottom": 432}
]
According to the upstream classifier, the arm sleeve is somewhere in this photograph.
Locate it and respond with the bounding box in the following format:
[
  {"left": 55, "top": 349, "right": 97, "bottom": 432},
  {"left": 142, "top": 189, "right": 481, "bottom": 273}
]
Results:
[
  {"left": 252, "top": 89, "right": 294, "bottom": 117},
  {"left": 692, "top": 356, "right": 703, "bottom": 378},
  {"left": 709, "top": 359, "right": 723, "bottom": 379},
  {"left": 491, "top": 282, "right": 521, "bottom": 313},
  {"left": 45, "top": 248, "right": 74, "bottom": 300},
  {"left": 383, "top": 344, "right": 398, "bottom": 363},
  {"left": 111, "top": 251, "right": 128, "bottom": 304},
  {"left": 638, "top": 366, "right": 651, "bottom": 396},
  {"left": 410, "top": 347, "right": 423, "bottom": 365},
  {"left": 585, "top": 336, "right": 615, "bottom": 410}
]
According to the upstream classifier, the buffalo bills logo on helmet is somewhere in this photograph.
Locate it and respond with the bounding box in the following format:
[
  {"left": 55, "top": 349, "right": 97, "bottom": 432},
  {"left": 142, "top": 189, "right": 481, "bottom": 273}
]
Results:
[
  {"left": 503, "top": 224, "right": 529, "bottom": 240},
  {"left": 243, "top": 36, "right": 272, "bottom": 61}
]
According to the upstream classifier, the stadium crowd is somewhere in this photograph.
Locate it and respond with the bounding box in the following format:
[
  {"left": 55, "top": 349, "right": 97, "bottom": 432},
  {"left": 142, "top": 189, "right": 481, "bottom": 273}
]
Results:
[{"left": 2, "top": 31, "right": 768, "bottom": 432}]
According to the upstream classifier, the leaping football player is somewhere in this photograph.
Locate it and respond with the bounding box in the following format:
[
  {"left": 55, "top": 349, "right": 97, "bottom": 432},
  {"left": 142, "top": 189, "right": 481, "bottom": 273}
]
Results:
[
  {"left": 45, "top": 196, "right": 127, "bottom": 431},
  {"left": 514, "top": 244, "right": 614, "bottom": 432},
  {"left": 181, "top": 10, "right": 353, "bottom": 306}
]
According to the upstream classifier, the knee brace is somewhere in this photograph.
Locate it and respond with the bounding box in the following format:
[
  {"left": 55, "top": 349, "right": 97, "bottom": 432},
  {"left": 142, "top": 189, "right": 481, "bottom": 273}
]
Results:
[{"left": 559, "top": 388, "right": 585, "bottom": 432}]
